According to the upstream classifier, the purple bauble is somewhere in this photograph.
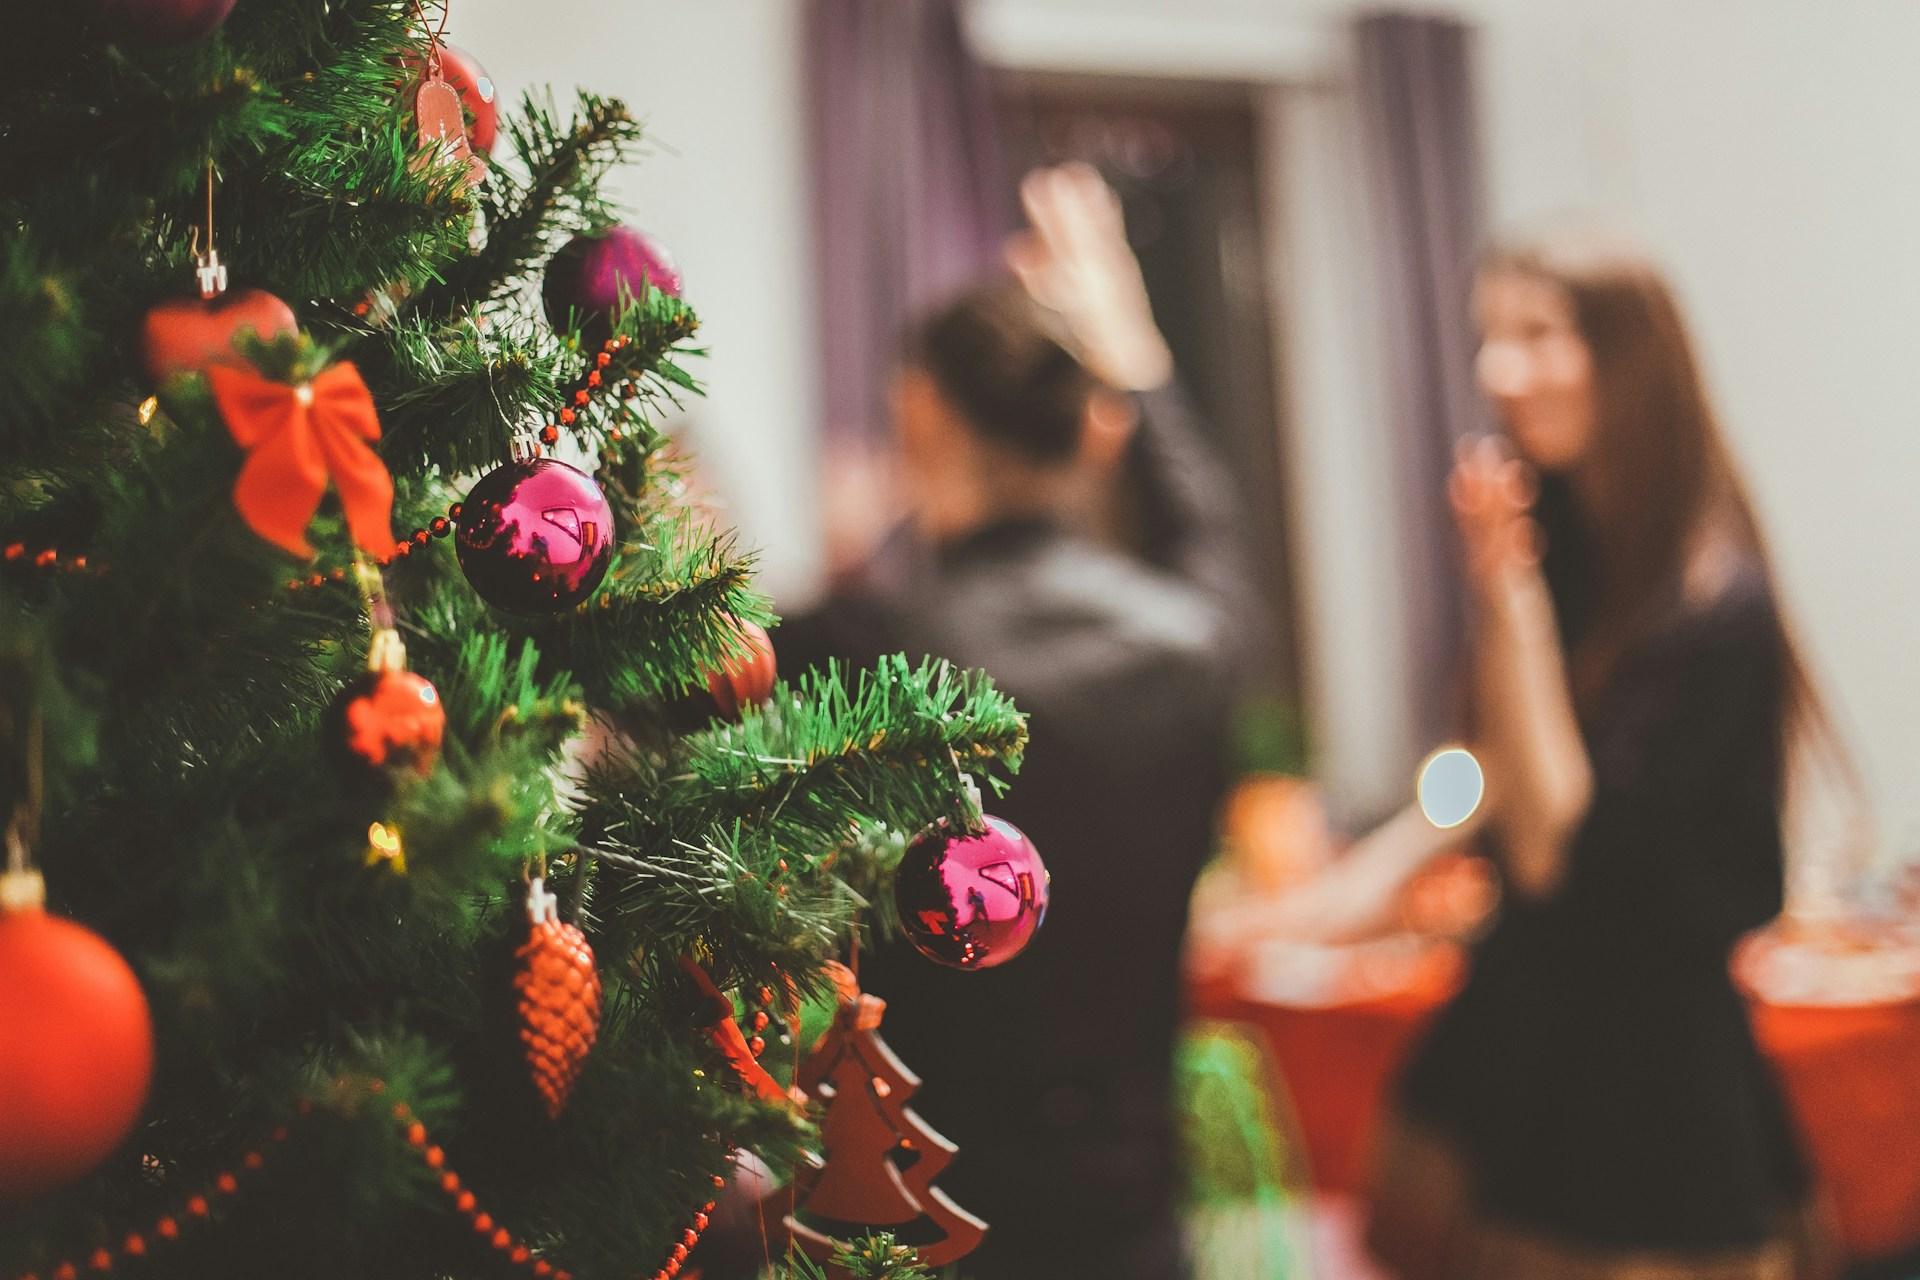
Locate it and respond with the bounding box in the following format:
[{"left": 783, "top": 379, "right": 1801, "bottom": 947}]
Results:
[
  {"left": 894, "top": 815, "right": 1049, "bottom": 971},
  {"left": 455, "top": 457, "right": 615, "bottom": 614},
  {"left": 542, "top": 226, "right": 682, "bottom": 343},
  {"left": 97, "top": 0, "right": 237, "bottom": 44},
  {"left": 683, "top": 1150, "right": 787, "bottom": 1280}
]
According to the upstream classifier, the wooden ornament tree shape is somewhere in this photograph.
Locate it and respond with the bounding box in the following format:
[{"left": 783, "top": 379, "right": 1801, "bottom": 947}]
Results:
[{"left": 777, "top": 989, "right": 987, "bottom": 1272}]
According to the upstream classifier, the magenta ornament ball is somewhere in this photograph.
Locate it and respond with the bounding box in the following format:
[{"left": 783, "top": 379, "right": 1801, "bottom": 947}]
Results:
[
  {"left": 455, "top": 458, "right": 615, "bottom": 614},
  {"left": 893, "top": 816, "right": 1049, "bottom": 971},
  {"left": 542, "top": 226, "right": 682, "bottom": 343},
  {"left": 97, "top": 0, "right": 237, "bottom": 45}
]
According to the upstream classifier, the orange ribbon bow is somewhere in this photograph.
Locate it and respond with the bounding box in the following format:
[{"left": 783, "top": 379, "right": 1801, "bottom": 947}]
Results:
[{"left": 207, "top": 361, "right": 394, "bottom": 558}]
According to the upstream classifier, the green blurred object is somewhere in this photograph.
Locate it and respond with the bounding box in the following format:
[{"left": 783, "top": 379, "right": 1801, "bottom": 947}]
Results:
[
  {"left": 1231, "top": 694, "right": 1311, "bottom": 778},
  {"left": 1178, "top": 1021, "right": 1316, "bottom": 1280}
]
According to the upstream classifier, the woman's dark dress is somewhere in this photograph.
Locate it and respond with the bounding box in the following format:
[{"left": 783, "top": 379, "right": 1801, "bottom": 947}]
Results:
[{"left": 1400, "top": 560, "right": 1811, "bottom": 1252}]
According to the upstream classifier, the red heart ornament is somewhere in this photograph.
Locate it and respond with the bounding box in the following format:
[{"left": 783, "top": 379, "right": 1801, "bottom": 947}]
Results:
[{"left": 142, "top": 289, "right": 297, "bottom": 384}]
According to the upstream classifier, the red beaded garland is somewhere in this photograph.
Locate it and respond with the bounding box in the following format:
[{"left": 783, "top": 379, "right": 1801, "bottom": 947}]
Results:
[{"left": 273, "top": 335, "right": 638, "bottom": 596}]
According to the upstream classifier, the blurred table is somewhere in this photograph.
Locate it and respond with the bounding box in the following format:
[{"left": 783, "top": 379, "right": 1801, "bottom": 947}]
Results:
[
  {"left": 1187, "top": 912, "right": 1920, "bottom": 1262},
  {"left": 1738, "top": 927, "right": 1920, "bottom": 1260},
  {"left": 1187, "top": 936, "right": 1461, "bottom": 1197}
]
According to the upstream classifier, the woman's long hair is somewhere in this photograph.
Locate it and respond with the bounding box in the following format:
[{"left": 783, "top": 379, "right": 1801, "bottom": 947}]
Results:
[{"left": 1482, "top": 231, "right": 1857, "bottom": 869}]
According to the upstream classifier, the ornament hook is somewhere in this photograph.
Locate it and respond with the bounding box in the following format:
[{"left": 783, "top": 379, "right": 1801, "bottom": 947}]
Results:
[
  {"left": 525, "top": 875, "right": 558, "bottom": 925},
  {"left": 194, "top": 158, "right": 227, "bottom": 299},
  {"left": 366, "top": 627, "right": 408, "bottom": 675},
  {"left": 947, "top": 748, "right": 985, "bottom": 829},
  {"left": 2, "top": 809, "right": 45, "bottom": 912}
]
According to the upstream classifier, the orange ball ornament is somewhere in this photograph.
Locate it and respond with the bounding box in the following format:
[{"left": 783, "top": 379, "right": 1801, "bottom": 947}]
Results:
[
  {"left": 0, "top": 869, "right": 153, "bottom": 1201},
  {"left": 324, "top": 630, "right": 445, "bottom": 790},
  {"left": 705, "top": 620, "right": 776, "bottom": 720},
  {"left": 326, "top": 668, "right": 445, "bottom": 780}
]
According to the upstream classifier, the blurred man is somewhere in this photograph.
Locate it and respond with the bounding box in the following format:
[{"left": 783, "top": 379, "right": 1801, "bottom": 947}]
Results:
[{"left": 781, "top": 165, "right": 1265, "bottom": 1280}]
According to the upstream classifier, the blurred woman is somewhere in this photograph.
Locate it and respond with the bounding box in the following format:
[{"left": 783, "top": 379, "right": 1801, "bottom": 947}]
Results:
[{"left": 1297, "top": 230, "right": 1838, "bottom": 1279}]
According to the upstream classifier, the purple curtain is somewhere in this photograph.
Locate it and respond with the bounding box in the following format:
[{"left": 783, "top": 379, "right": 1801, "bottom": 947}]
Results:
[
  {"left": 1355, "top": 10, "right": 1489, "bottom": 748},
  {"left": 806, "top": 0, "right": 1009, "bottom": 445}
]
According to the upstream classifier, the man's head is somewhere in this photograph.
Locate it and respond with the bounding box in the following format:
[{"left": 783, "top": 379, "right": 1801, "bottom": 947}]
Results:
[{"left": 893, "top": 281, "right": 1137, "bottom": 540}]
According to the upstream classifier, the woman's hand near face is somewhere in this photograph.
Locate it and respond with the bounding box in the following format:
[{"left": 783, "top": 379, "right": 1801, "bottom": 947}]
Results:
[{"left": 1449, "top": 435, "right": 1542, "bottom": 603}]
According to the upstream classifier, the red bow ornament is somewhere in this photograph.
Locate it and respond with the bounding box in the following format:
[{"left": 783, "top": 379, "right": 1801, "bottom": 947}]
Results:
[{"left": 206, "top": 361, "right": 394, "bottom": 558}]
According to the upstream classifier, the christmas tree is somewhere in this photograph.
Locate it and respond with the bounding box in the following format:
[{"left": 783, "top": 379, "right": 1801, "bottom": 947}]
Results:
[{"left": 0, "top": 5, "right": 1026, "bottom": 1279}]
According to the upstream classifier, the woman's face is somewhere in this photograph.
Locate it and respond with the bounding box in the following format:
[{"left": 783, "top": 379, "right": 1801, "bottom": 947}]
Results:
[{"left": 1474, "top": 270, "right": 1597, "bottom": 473}]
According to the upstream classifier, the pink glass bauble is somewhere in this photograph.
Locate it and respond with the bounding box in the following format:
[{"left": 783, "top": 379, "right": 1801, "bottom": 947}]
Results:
[
  {"left": 542, "top": 226, "right": 682, "bottom": 343},
  {"left": 893, "top": 816, "right": 1049, "bottom": 971},
  {"left": 455, "top": 458, "right": 615, "bottom": 614}
]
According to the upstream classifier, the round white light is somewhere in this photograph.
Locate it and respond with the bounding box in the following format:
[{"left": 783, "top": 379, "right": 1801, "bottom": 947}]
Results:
[{"left": 1417, "top": 746, "right": 1485, "bottom": 830}]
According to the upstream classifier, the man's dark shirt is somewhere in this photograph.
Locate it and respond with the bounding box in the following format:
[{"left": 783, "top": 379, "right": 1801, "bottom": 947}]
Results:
[{"left": 778, "top": 388, "right": 1263, "bottom": 1279}]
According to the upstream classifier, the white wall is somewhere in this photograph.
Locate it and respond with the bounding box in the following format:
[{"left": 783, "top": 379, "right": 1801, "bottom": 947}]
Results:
[{"left": 456, "top": 2, "right": 822, "bottom": 600}]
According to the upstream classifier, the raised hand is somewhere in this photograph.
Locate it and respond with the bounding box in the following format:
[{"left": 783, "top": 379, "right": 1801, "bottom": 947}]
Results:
[{"left": 1003, "top": 163, "right": 1174, "bottom": 392}]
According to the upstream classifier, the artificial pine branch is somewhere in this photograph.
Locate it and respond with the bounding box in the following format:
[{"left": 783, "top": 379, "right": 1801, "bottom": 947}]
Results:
[
  {"left": 0, "top": 235, "right": 99, "bottom": 436},
  {"left": 582, "top": 657, "right": 1025, "bottom": 964},
  {"left": 375, "top": 316, "right": 564, "bottom": 476},
  {"left": 595, "top": 656, "right": 1027, "bottom": 846},
  {"left": 408, "top": 90, "right": 645, "bottom": 323},
  {"left": 0, "top": 65, "right": 281, "bottom": 254},
  {"left": 553, "top": 512, "right": 769, "bottom": 708},
  {"left": 223, "top": 135, "right": 477, "bottom": 303},
  {"left": 772, "top": 1236, "right": 936, "bottom": 1280}
]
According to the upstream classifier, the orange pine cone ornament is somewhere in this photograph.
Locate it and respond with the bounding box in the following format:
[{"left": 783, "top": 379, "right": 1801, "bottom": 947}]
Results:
[{"left": 512, "top": 878, "right": 602, "bottom": 1118}]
